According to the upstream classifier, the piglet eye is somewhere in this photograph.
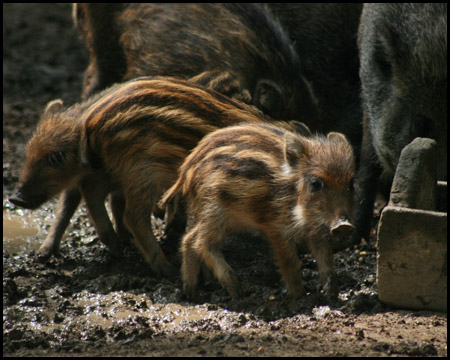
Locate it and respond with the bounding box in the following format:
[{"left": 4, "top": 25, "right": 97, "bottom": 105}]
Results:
[
  {"left": 45, "top": 151, "right": 65, "bottom": 168},
  {"left": 309, "top": 177, "right": 324, "bottom": 192}
]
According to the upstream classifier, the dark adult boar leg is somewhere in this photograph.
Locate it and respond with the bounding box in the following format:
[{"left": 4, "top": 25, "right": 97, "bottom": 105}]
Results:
[
  {"left": 80, "top": 178, "right": 122, "bottom": 257},
  {"left": 75, "top": 3, "right": 126, "bottom": 99},
  {"left": 351, "top": 126, "right": 383, "bottom": 245},
  {"left": 36, "top": 188, "right": 82, "bottom": 262}
]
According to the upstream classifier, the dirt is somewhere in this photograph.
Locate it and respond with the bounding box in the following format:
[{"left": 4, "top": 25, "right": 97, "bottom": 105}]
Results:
[{"left": 3, "top": 3, "right": 447, "bottom": 357}]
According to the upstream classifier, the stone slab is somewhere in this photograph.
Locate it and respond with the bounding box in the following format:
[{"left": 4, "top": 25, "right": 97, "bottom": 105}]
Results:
[{"left": 377, "top": 206, "right": 447, "bottom": 311}]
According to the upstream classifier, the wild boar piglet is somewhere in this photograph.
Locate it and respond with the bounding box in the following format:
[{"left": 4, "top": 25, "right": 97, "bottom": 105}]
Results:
[
  {"left": 160, "top": 122, "right": 355, "bottom": 300},
  {"left": 9, "top": 76, "right": 301, "bottom": 277}
]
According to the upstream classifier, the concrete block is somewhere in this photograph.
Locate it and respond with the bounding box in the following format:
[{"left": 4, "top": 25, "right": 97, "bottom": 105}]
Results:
[
  {"left": 377, "top": 137, "right": 447, "bottom": 312},
  {"left": 377, "top": 206, "right": 447, "bottom": 312}
]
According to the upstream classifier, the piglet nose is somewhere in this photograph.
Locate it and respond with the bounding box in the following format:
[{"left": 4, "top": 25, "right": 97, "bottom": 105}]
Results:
[{"left": 330, "top": 217, "right": 354, "bottom": 238}]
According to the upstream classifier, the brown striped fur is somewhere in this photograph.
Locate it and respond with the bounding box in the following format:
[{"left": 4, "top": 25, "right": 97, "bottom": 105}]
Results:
[
  {"left": 160, "top": 123, "right": 355, "bottom": 300},
  {"left": 10, "top": 76, "right": 300, "bottom": 277}
]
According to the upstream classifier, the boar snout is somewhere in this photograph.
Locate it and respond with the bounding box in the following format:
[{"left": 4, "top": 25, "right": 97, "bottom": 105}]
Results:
[{"left": 330, "top": 217, "right": 354, "bottom": 238}]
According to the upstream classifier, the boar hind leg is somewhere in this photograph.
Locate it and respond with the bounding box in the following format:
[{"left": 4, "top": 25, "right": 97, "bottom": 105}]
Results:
[
  {"left": 268, "top": 235, "right": 305, "bottom": 298},
  {"left": 188, "top": 222, "right": 242, "bottom": 299},
  {"left": 180, "top": 225, "right": 203, "bottom": 301},
  {"left": 81, "top": 180, "right": 122, "bottom": 257},
  {"left": 203, "top": 249, "right": 242, "bottom": 299},
  {"left": 126, "top": 216, "right": 177, "bottom": 279},
  {"left": 123, "top": 196, "right": 177, "bottom": 278},
  {"left": 36, "top": 188, "right": 82, "bottom": 262}
]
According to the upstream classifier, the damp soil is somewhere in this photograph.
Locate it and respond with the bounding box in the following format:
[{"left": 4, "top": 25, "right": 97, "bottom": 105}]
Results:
[{"left": 3, "top": 4, "right": 447, "bottom": 357}]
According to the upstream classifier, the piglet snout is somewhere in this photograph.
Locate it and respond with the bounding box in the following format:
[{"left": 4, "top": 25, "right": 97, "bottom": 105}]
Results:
[{"left": 330, "top": 217, "right": 354, "bottom": 238}]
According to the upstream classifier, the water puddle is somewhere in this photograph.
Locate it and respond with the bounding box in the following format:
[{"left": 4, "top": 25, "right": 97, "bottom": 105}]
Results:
[
  {"left": 162, "top": 303, "right": 213, "bottom": 326},
  {"left": 70, "top": 291, "right": 214, "bottom": 331},
  {"left": 3, "top": 210, "right": 41, "bottom": 253}
]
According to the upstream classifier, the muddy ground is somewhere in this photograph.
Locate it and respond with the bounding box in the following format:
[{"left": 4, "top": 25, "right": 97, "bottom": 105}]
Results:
[{"left": 3, "top": 3, "right": 447, "bottom": 357}]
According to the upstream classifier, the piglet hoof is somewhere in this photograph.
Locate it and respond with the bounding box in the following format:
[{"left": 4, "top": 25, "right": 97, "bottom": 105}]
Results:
[
  {"left": 286, "top": 279, "right": 306, "bottom": 299},
  {"left": 35, "top": 245, "right": 57, "bottom": 263},
  {"left": 98, "top": 232, "right": 123, "bottom": 258},
  {"left": 290, "top": 287, "right": 307, "bottom": 300},
  {"left": 319, "top": 274, "right": 338, "bottom": 301}
]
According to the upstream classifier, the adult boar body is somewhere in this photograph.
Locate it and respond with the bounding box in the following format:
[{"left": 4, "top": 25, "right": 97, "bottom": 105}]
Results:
[
  {"left": 352, "top": 3, "right": 447, "bottom": 244},
  {"left": 75, "top": 3, "right": 318, "bottom": 124},
  {"left": 268, "top": 3, "right": 363, "bottom": 157}
]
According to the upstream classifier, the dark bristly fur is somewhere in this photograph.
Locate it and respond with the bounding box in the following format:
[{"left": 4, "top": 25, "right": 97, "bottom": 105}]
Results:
[{"left": 352, "top": 4, "right": 447, "bottom": 244}]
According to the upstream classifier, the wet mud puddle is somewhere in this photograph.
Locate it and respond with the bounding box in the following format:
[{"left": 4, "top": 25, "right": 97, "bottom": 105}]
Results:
[
  {"left": 71, "top": 292, "right": 214, "bottom": 331},
  {"left": 3, "top": 210, "right": 41, "bottom": 253}
]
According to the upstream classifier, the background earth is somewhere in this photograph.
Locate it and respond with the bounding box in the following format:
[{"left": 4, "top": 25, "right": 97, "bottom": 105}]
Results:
[{"left": 3, "top": 4, "right": 447, "bottom": 357}]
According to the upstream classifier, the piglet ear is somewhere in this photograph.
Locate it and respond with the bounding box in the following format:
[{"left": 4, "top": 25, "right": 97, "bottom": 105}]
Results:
[
  {"left": 327, "top": 132, "right": 349, "bottom": 145},
  {"left": 44, "top": 99, "right": 63, "bottom": 116},
  {"left": 283, "top": 131, "right": 307, "bottom": 169}
]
